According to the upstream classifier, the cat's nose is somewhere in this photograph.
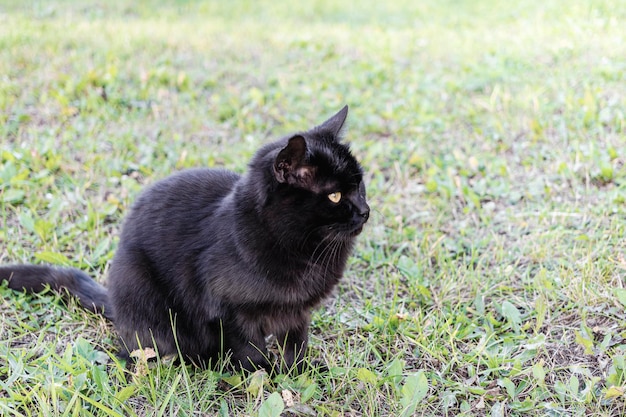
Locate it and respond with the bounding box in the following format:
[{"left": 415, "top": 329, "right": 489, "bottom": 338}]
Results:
[{"left": 359, "top": 205, "right": 370, "bottom": 222}]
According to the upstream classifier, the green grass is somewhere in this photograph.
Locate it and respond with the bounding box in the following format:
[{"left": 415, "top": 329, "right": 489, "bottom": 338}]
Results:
[{"left": 1, "top": 0, "right": 625, "bottom": 415}]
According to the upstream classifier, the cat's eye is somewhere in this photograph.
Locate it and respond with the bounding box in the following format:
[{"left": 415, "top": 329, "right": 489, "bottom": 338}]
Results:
[{"left": 328, "top": 192, "right": 342, "bottom": 203}]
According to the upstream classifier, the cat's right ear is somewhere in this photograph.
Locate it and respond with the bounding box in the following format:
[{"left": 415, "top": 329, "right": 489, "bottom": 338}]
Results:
[
  {"left": 315, "top": 105, "right": 349, "bottom": 137},
  {"left": 274, "top": 136, "right": 316, "bottom": 187}
]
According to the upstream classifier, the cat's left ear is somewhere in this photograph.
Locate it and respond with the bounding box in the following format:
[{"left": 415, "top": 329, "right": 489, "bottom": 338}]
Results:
[
  {"left": 315, "top": 105, "right": 349, "bottom": 138},
  {"left": 274, "top": 136, "right": 316, "bottom": 188}
]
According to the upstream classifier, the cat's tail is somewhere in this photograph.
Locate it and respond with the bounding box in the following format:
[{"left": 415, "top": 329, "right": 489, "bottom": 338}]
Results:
[{"left": 0, "top": 265, "right": 113, "bottom": 321}]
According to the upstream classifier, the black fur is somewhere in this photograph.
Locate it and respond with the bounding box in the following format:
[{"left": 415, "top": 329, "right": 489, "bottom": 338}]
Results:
[{"left": 0, "top": 105, "right": 369, "bottom": 372}]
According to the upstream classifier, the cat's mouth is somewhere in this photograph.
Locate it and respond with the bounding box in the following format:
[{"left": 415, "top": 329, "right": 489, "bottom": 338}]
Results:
[
  {"left": 350, "top": 225, "right": 364, "bottom": 236},
  {"left": 328, "top": 220, "right": 366, "bottom": 239}
]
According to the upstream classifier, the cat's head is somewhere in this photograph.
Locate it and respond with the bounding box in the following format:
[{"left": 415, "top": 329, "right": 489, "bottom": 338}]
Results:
[{"left": 253, "top": 106, "right": 369, "bottom": 245}]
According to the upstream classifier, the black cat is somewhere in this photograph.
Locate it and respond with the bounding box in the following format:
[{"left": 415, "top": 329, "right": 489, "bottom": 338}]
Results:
[{"left": 0, "top": 106, "right": 369, "bottom": 373}]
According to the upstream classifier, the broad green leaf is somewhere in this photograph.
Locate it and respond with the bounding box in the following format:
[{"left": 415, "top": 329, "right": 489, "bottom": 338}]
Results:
[
  {"left": 467, "top": 386, "right": 486, "bottom": 395},
  {"left": 34, "top": 251, "right": 71, "bottom": 266},
  {"left": 218, "top": 399, "right": 229, "bottom": 417},
  {"left": 114, "top": 385, "right": 136, "bottom": 403},
  {"left": 246, "top": 370, "right": 267, "bottom": 396},
  {"left": 301, "top": 383, "right": 318, "bottom": 403},
  {"left": 400, "top": 371, "right": 428, "bottom": 417},
  {"left": 91, "top": 237, "right": 112, "bottom": 262},
  {"left": 554, "top": 381, "right": 567, "bottom": 402},
  {"left": 534, "top": 295, "right": 547, "bottom": 332},
  {"left": 474, "top": 294, "right": 485, "bottom": 315},
  {"left": 221, "top": 374, "right": 242, "bottom": 387},
  {"left": 532, "top": 362, "right": 546, "bottom": 384},
  {"left": 568, "top": 375, "right": 579, "bottom": 395},
  {"left": 490, "top": 402, "right": 504, "bottom": 417},
  {"left": 523, "top": 333, "right": 546, "bottom": 350},
  {"left": 397, "top": 255, "right": 419, "bottom": 279},
  {"left": 575, "top": 330, "right": 594, "bottom": 355},
  {"left": 258, "top": 392, "right": 284, "bottom": 417},
  {"left": 500, "top": 377, "right": 516, "bottom": 399},
  {"left": 386, "top": 358, "right": 405, "bottom": 391},
  {"left": 614, "top": 288, "right": 626, "bottom": 308},
  {"left": 91, "top": 366, "right": 108, "bottom": 392},
  {"left": 34, "top": 219, "right": 54, "bottom": 241},
  {"left": 501, "top": 301, "right": 522, "bottom": 333},
  {"left": 1, "top": 189, "right": 25, "bottom": 204},
  {"left": 357, "top": 368, "right": 378, "bottom": 385},
  {"left": 18, "top": 212, "right": 36, "bottom": 234},
  {"left": 605, "top": 386, "right": 625, "bottom": 399}
]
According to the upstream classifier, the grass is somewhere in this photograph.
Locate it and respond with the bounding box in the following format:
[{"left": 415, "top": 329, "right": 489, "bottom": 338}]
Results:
[{"left": 1, "top": 0, "right": 625, "bottom": 415}]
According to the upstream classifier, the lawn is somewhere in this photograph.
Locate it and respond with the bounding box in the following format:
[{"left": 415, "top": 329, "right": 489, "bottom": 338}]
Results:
[{"left": 1, "top": 0, "right": 625, "bottom": 415}]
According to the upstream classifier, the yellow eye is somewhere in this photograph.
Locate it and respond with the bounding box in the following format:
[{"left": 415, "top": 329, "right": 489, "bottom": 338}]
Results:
[{"left": 328, "top": 192, "right": 342, "bottom": 203}]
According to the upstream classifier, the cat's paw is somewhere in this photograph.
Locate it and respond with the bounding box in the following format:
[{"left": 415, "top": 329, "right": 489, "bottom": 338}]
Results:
[{"left": 307, "top": 359, "right": 329, "bottom": 374}]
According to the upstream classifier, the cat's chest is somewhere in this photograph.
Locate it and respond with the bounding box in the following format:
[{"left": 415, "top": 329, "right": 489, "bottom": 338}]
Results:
[
  {"left": 204, "top": 239, "right": 346, "bottom": 307},
  {"left": 233, "top": 305, "right": 310, "bottom": 340},
  {"left": 210, "top": 263, "right": 339, "bottom": 308},
  {"left": 268, "top": 262, "right": 342, "bottom": 305}
]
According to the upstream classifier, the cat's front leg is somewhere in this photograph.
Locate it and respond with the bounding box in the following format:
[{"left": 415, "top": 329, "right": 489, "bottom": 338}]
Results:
[
  {"left": 274, "top": 320, "right": 310, "bottom": 374},
  {"left": 225, "top": 332, "right": 271, "bottom": 372},
  {"left": 224, "top": 314, "right": 274, "bottom": 372}
]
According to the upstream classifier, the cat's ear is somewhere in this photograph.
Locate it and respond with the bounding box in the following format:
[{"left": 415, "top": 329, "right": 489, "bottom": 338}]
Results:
[
  {"left": 274, "top": 136, "right": 316, "bottom": 187},
  {"left": 315, "top": 105, "right": 349, "bottom": 138}
]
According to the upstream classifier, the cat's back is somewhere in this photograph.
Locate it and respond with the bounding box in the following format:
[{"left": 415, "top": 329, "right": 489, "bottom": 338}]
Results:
[
  {"left": 140, "top": 167, "right": 237, "bottom": 204},
  {"left": 122, "top": 168, "right": 240, "bottom": 239}
]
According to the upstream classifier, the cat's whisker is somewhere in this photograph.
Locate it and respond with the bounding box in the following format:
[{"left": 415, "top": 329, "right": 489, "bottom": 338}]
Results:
[
  {"left": 367, "top": 208, "right": 386, "bottom": 222},
  {"left": 298, "top": 225, "right": 325, "bottom": 252},
  {"left": 309, "top": 235, "right": 335, "bottom": 268},
  {"left": 302, "top": 232, "right": 338, "bottom": 281},
  {"left": 319, "top": 238, "right": 342, "bottom": 282}
]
